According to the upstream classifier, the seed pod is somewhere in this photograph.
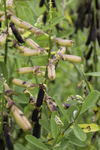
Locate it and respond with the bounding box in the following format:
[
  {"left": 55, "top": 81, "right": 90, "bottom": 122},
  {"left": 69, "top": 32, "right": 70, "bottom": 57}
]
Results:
[
  {"left": 36, "top": 84, "right": 46, "bottom": 107},
  {"left": 0, "top": 11, "right": 5, "bottom": 16},
  {"left": 54, "top": 38, "right": 74, "bottom": 47},
  {"left": 0, "top": 31, "right": 8, "bottom": 46},
  {"left": 4, "top": 83, "right": 17, "bottom": 97},
  {"left": 95, "top": 0, "right": 99, "bottom": 9},
  {"left": 17, "top": 66, "right": 40, "bottom": 74},
  {"left": 86, "top": 46, "right": 93, "bottom": 60},
  {"left": 22, "top": 48, "right": 45, "bottom": 57},
  {"left": 55, "top": 24, "right": 65, "bottom": 32},
  {"left": 96, "top": 14, "right": 99, "bottom": 29},
  {"left": 91, "top": 132, "right": 97, "bottom": 145},
  {"left": 43, "top": 11, "right": 48, "bottom": 25},
  {"left": 18, "top": 27, "right": 24, "bottom": 34},
  {"left": 85, "top": 11, "right": 93, "bottom": 28},
  {"left": 47, "top": 62, "right": 55, "bottom": 81},
  {"left": 39, "top": 0, "right": 44, "bottom": 7},
  {"left": 53, "top": 47, "right": 66, "bottom": 60},
  {"left": 12, "top": 78, "right": 37, "bottom": 90},
  {"left": 21, "top": 21, "right": 36, "bottom": 31},
  {"left": 62, "top": 103, "right": 71, "bottom": 109},
  {"left": 84, "top": 0, "right": 92, "bottom": 14},
  {"left": 26, "top": 38, "right": 40, "bottom": 49},
  {"left": 6, "top": 0, "right": 13, "bottom": 10},
  {"left": 9, "top": 22, "right": 24, "bottom": 43},
  {"left": 33, "top": 122, "right": 40, "bottom": 138},
  {"left": 97, "top": 33, "right": 100, "bottom": 46},
  {"left": 12, "top": 40, "right": 29, "bottom": 52},
  {"left": 0, "top": 137, "right": 5, "bottom": 150},
  {"left": 58, "top": 53, "right": 82, "bottom": 63},
  {"left": 23, "top": 89, "right": 36, "bottom": 103},
  {"left": 8, "top": 27, "right": 12, "bottom": 37},
  {"left": 90, "top": 25, "right": 97, "bottom": 42},
  {"left": 4, "top": 132, "right": 14, "bottom": 150},
  {"left": 31, "top": 108, "right": 39, "bottom": 122},
  {"left": 9, "top": 15, "right": 22, "bottom": 28},
  {"left": 34, "top": 71, "right": 45, "bottom": 78},
  {"left": 0, "top": 15, "right": 5, "bottom": 22},
  {"left": 47, "top": 99, "right": 59, "bottom": 113}
]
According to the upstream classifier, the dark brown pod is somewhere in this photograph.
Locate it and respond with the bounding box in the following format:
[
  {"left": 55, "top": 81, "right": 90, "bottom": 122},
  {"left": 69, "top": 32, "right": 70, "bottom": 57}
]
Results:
[
  {"left": 91, "top": 131, "right": 97, "bottom": 145},
  {"left": 97, "top": 33, "right": 100, "bottom": 46},
  {"left": 84, "top": 0, "right": 92, "bottom": 14},
  {"left": 0, "top": 137, "right": 5, "bottom": 150},
  {"left": 33, "top": 122, "right": 40, "bottom": 138},
  {"left": 86, "top": 46, "right": 93, "bottom": 60},
  {"left": 52, "top": 0, "right": 57, "bottom": 10},
  {"left": 39, "top": 0, "right": 44, "bottom": 7},
  {"left": 90, "top": 25, "right": 97, "bottom": 42},
  {"left": 85, "top": 10, "right": 93, "bottom": 28},
  {"left": 43, "top": 11, "right": 48, "bottom": 25},
  {"left": 95, "top": 0, "right": 99, "bottom": 9},
  {"left": 77, "top": 2, "right": 83, "bottom": 13},
  {"left": 32, "top": 108, "right": 39, "bottom": 122},
  {"left": 96, "top": 14, "right": 99, "bottom": 29},
  {"left": 55, "top": 24, "right": 65, "bottom": 32},
  {"left": 9, "top": 22, "right": 24, "bottom": 43},
  {"left": 4, "top": 132, "right": 14, "bottom": 150},
  {"left": 62, "top": 103, "right": 71, "bottom": 109},
  {"left": 36, "top": 88, "right": 44, "bottom": 107}
]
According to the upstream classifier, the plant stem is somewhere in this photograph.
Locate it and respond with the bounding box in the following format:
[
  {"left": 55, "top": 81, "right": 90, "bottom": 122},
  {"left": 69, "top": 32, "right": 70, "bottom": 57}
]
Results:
[{"left": 4, "top": 0, "right": 8, "bottom": 64}]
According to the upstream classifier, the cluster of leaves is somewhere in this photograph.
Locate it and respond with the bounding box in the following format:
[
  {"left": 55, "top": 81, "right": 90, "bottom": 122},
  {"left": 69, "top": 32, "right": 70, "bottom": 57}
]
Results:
[{"left": 0, "top": 0, "right": 100, "bottom": 150}]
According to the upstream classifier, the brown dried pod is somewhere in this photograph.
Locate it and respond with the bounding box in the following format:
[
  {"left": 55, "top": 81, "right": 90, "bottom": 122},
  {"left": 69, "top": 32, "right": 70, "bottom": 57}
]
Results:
[
  {"left": 95, "top": 0, "right": 99, "bottom": 9},
  {"left": 43, "top": 11, "right": 48, "bottom": 25},
  {"left": 84, "top": 0, "right": 92, "bottom": 14},
  {"left": 9, "top": 22, "right": 24, "bottom": 43},
  {"left": 33, "top": 122, "right": 40, "bottom": 138},
  {"left": 31, "top": 108, "right": 39, "bottom": 122},
  {"left": 39, "top": 0, "right": 45, "bottom": 7}
]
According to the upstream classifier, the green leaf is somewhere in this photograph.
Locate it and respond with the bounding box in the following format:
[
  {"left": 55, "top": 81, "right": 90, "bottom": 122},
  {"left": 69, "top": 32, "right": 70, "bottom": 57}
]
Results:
[
  {"left": 25, "top": 135, "right": 48, "bottom": 150},
  {"left": 66, "top": 105, "right": 79, "bottom": 122},
  {"left": 85, "top": 72, "right": 100, "bottom": 76},
  {"left": 14, "top": 143, "right": 27, "bottom": 150},
  {"left": 81, "top": 90, "right": 99, "bottom": 114},
  {"left": 73, "top": 123, "right": 87, "bottom": 141},
  {"left": 0, "top": 61, "right": 8, "bottom": 80},
  {"left": 22, "top": 6, "right": 34, "bottom": 25},
  {"left": 43, "top": 16, "right": 65, "bottom": 31},
  {"left": 13, "top": 92, "right": 30, "bottom": 104},
  {"left": 51, "top": 111, "right": 59, "bottom": 139},
  {"left": 69, "top": 132, "right": 86, "bottom": 147},
  {"left": 54, "top": 98, "right": 70, "bottom": 122},
  {"left": 78, "top": 124, "right": 100, "bottom": 133},
  {"left": 39, "top": 119, "right": 51, "bottom": 132}
]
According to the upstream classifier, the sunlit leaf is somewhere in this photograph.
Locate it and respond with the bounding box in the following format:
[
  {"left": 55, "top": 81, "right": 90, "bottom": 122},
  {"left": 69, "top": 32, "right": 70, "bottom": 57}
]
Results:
[
  {"left": 85, "top": 72, "right": 100, "bottom": 76},
  {"left": 39, "top": 119, "right": 51, "bottom": 132}
]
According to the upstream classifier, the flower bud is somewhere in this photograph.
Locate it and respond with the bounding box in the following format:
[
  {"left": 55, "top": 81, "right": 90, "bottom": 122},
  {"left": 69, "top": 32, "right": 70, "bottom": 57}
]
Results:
[
  {"left": 47, "top": 62, "right": 55, "bottom": 81},
  {"left": 9, "top": 22, "right": 24, "bottom": 43},
  {"left": 17, "top": 66, "right": 40, "bottom": 74},
  {"left": 22, "top": 48, "right": 44, "bottom": 57},
  {"left": 54, "top": 38, "right": 74, "bottom": 47},
  {"left": 12, "top": 78, "right": 37, "bottom": 90},
  {"left": 55, "top": 115, "right": 64, "bottom": 127},
  {"left": 0, "top": 31, "right": 8, "bottom": 46},
  {"left": 26, "top": 38, "right": 40, "bottom": 49}
]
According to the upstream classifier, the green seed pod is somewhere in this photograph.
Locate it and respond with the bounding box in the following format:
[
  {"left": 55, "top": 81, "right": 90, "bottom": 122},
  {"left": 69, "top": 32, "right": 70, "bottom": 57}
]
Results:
[
  {"left": 47, "top": 62, "right": 55, "bottom": 81},
  {"left": 12, "top": 78, "right": 37, "bottom": 90},
  {"left": 18, "top": 27, "right": 24, "bottom": 34},
  {"left": 6, "top": 0, "right": 13, "bottom": 10},
  {"left": 54, "top": 38, "right": 74, "bottom": 47},
  {"left": 26, "top": 38, "right": 40, "bottom": 49},
  {"left": 0, "top": 11, "right": 5, "bottom": 16},
  {"left": 58, "top": 53, "right": 82, "bottom": 63},
  {"left": 34, "top": 71, "right": 45, "bottom": 78},
  {"left": 0, "top": 31, "right": 7, "bottom": 46},
  {"left": 8, "top": 27, "right": 12, "bottom": 37},
  {"left": 22, "top": 48, "right": 44, "bottom": 57},
  {"left": 0, "top": 15, "right": 5, "bottom": 22},
  {"left": 9, "top": 15, "right": 22, "bottom": 28},
  {"left": 17, "top": 66, "right": 40, "bottom": 74}
]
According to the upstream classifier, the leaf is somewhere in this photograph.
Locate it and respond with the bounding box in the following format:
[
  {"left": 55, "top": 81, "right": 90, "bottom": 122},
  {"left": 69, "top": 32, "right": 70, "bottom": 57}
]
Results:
[
  {"left": 43, "top": 16, "right": 65, "bottom": 31},
  {"left": 51, "top": 111, "right": 59, "bottom": 139},
  {"left": 25, "top": 135, "right": 48, "bottom": 150},
  {"left": 0, "top": 61, "right": 8, "bottom": 80},
  {"left": 14, "top": 143, "right": 27, "bottom": 150},
  {"left": 69, "top": 132, "right": 86, "bottom": 147},
  {"left": 81, "top": 90, "right": 99, "bottom": 114},
  {"left": 13, "top": 92, "right": 30, "bottom": 104},
  {"left": 65, "top": 11, "right": 73, "bottom": 25},
  {"left": 66, "top": 105, "right": 79, "bottom": 122},
  {"left": 39, "top": 119, "right": 51, "bottom": 132},
  {"left": 22, "top": 6, "right": 34, "bottom": 25},
  {"left": 78, "top": 124, "right": 100, "bottom": 133},
  {"left": 85, "top": 72, "right": 100, "bottom": 76},
  {"left": 54, "top": 98, "right": 70, "bottom": 122},
  {"left": 73, "top": 123, "right": 87, "bottom": 141}
]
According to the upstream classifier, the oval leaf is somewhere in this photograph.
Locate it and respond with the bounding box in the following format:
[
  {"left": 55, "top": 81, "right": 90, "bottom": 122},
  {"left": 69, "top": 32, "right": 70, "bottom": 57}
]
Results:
[
  {"left": 14, "top": 143, "right": 27, "bottom": 150},
  {"left": 85, "top": 72, "right": 100, "bottom": 76},
  {"left": 13, "top": 92, "right": 30, "bottom": 104},
  {"left": 25, "top": 135, "right": 48, "bottom": 150},
  {"left": 81, "top": 90, "right": 99, "bottom": 114},
  {"left": 39, "top": 119, "right": 51, "bottom": 132},
  {"left": 73, "top": 123, "right": 87, "bottom": 141},
  {"left": 78, "top": 124, "right": 100, "bottom": 133}
]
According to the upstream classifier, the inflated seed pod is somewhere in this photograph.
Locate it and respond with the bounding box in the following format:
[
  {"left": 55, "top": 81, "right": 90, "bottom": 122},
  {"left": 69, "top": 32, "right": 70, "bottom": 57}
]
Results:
[
  {"left": 4, "top": 83, "right": 17, "bottom": 97},
  {"left": 0, "top": 137, "right": 5, "bottom": 150},
  {"left": 5, "top": 97, "right": 32, "bottom": 131},
  {"left": 12, "top": 78, "right": 37, "bottom": 90},
  {"left": 23, "top": 89, "right": 36, "bottom": 103},
  {"left": 84, "top": 0, "right": 92, "bottom": 14},
  {"left": 53, "top": 47, "right": 66, "bottom": 60},
  {"left": 9, "top": 22, "right": 24, "bottom": 43},
  {"left": 8, "top": 14, "right": 22, "bottom": 28},
  {"left": 31, "top": 108, "right": 39, "bottom": 122},
  {"left": 43, "top": 11, "right": 48, "bottom": 25},
  {"left": 0, "top": 15, "right": 5, "bottom": 22},
  {"left": 62, "top": 103, "right": 71, "bottom": 109},
  {"left": 33, "top": 122, "right": 40, "bottom": 138},
  {"left": 6, "top": 0, "right": 13, "bottom": 10},
  {"left": 0, "top": 11, "right": 5, "bottom": 16},
  {"left": 34, "top": 71, "right": 45, "bottom": 78},
  {"left": 22, "top": 48, "right": 45, "bottom": 57},
  {"left": 21, "top": 21, "right": 36, "bottom": 31},
  {"left": 47, "top": 62, "right": 55, "bottom": 81},
  {"left": 18, "top": 27, "right": 24, "bottom": 34},
  {"left": 0, "top": 31, "right": 8, "bottom": 46},
  {"left": 17, "top": 66, "right": 40, "bottom": 74},
  {"left": 47, "top": 99, "right": 59, "bottom": 113},
  {"left": 12, "top": 40, "right": 29, "bottom": 52},
  {"left": 26, "top": 38, "right": 40, "bottom": 49},
  {"left": 54, "top": 38, "right": 74, "bottom": 47},
  {"left": 36, "top": 84, "right": 46, "bottom": 107},
  {"left": 39, "top": 0, "right": 45, "bottom": 7},
  {"left": 58, "top": 53, "right": 82, "bottom": 63},
  {"left": 95, "top": 0, "right": 99, "bottom": 9}
]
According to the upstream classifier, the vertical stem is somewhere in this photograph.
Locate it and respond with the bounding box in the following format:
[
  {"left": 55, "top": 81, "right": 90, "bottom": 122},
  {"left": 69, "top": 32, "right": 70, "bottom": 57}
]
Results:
[{"left": 4, "top": 0, "right": 8, "bottom": 64}]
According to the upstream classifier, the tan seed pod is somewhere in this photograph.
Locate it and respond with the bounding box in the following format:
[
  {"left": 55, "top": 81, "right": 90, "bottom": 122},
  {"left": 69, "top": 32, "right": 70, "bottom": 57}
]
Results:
[
  {"left": 0, "top": 11, "right": 5, "bottom": 16},
  {"left": 54, "top": 38, "right": 74, "bottom": 47},
  {"left": 18, "top": 27, "right": 24, "bottom": 34},
  {"left": 10, "top": 15, "right": 22, "bottom": 28},
  {"left": 26, "top": 38, "right": 40, "bottom": 49},
  {"left": 21, "top": 21, "right": 36, "bottom": 31},
  {"left": 12, "top": 40, "right": 29, "bottom": 52},
  {"left": 0, "top": 15, "right": 5, "bottom": 22},
  {"left": 0, "top": 32, "right": 7, "bottom": 46},
  {"left": 4, "top": 83, "right": 17, "bottom": 97},
  {"left": 47, "top": 62, "right": 55, "bottom": 81},
  {"left": 22, "top": 48, "right": 44, "bottom": 57},
  {"left": 17, "top": 66, "right": 40, "bottom": 74},
  {"left": 34, "top": 71, "right": 45, "bottom": 78}
]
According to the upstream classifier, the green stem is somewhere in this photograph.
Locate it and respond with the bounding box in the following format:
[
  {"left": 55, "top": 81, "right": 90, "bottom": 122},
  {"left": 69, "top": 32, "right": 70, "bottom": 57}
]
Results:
[{"left": 4, "top": 0, "right": 8, "bottom": 64}]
